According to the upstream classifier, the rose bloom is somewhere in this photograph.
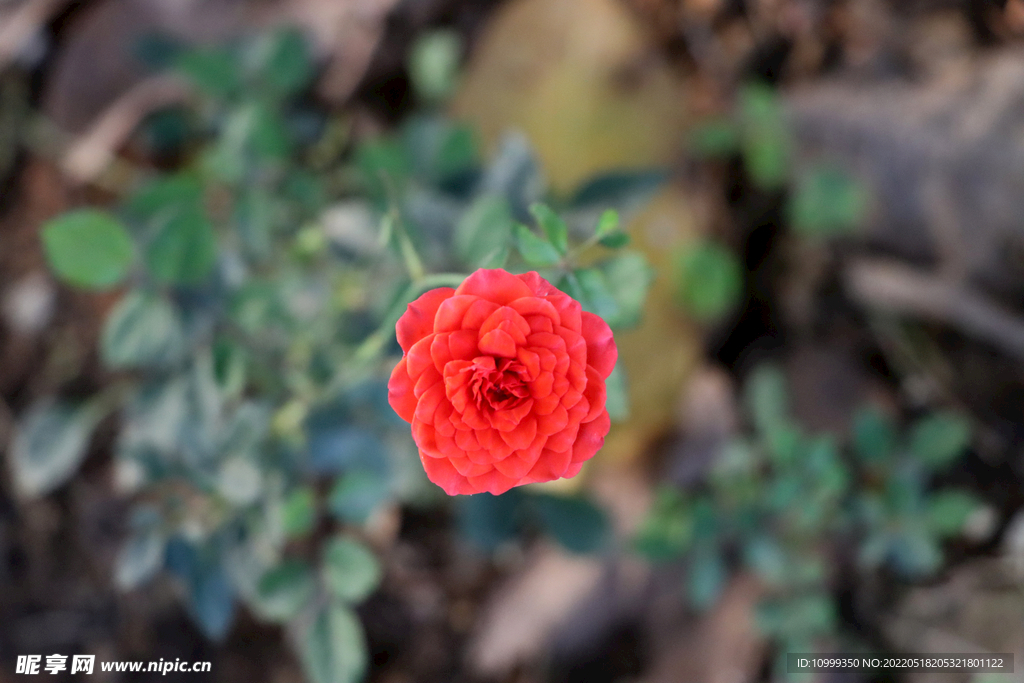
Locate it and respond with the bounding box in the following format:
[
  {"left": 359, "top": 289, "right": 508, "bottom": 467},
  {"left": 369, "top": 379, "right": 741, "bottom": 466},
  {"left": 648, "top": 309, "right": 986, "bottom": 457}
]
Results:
[{"left": 387, "top": 268, "right": 617, "bottom": 495}]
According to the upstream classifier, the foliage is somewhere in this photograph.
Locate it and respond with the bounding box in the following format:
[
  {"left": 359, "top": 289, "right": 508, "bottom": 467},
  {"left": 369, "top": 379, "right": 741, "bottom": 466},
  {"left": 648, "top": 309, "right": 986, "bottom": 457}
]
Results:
[
  {"left": 636, "top": 364, "right": 981, "bottom": 666},
  {"left": 458, "top": 488, "right": 610, "bottom": 555},
  {"left": 19, "top": 27, "right": 657, "bottom": 683},
  {"left": 678, "top": 82, "right": 868, "bottom": 323}
]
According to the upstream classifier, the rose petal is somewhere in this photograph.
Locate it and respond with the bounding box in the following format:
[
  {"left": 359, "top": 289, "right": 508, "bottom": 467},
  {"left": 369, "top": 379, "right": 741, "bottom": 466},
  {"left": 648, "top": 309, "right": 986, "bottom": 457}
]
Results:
[
  {"left": 488, "top": 398, "right": 534, "bottom": 432},
  {"left": 433, "top": 400, "right": 455, "bottom": 437},
  {"left": 526, "top": 316, "right": 554, "bottom": 334},
  {"left": 571, "top": 411, "right": 611, "bottom": 464},
  {"left": 461, "top": 298, "right": 501, "bottom": 330},
  {"left": 545, "top": 421, "right": 581, "bottom": 453},
  {"left": 548, "top": 293, "right": 582, "bottom": 332},
  {"left": 387, "top": 359, "right": 416, "bottom": 423},
  {"left": 414, "top": 366, "right": 442, "bottom": 398},
  {"left": 414, "top": 383, "right": 446, "bottom": 425},
  {"left": 467, "top": 469, "right": 520, "bottom": 495},
  {"left": 581, "top": 311, "right": 617, "bottom": 378},
  {"left": 421, "top": 453, "right": 474, "bottom": 495},
  {"left": 536, "top": 404, "right": 569, "bottom": 435},
  {"left": 500, "top": 416, "right": 537, "bottom": 451},
  {"left": 447, "top": 329, "right": 480, "bottom": 363},
  {"left": 435, "top": 295, "right": 478, "bottom": 332},
  {"left": 406, "top": 336, "right": 435, "bottom": 380},
  {"left": 455, "top": 429, "right": 480, "bottom": 452},
  {"left": 457, "top": 269, "right": 534, "bottom": 304},
  {"left": 523, "top": 446, "right": 573, "bottom": 482},
  {"left": 528, "top": 332, "right": 567, "bottom": 354},
  {"left": 515, "top": 271, "right": 560, "bottom": 297},
  {"left": 532, "top": 393, "right": 560, "bottom": 416},
  {"left": 480, "top": 306, "right": 531, "bottom": 342},
  {"left": 412, "top": 419, "right": 440, "bottom": 457},
  {"left": 582, "top": 365, "right": 607, "bottom": 422},
  {"left": 449, "top": 454, "right": 496, "bottom": 478},
  {"left": 561, "top": 461, "right": 585, "bottom": 479},
  {"left": 517, "top": 348, "right": 541, "bottom": 380},
  {"left": 508, "top": 295, "right": 561, "bottom": 326},
  {"left": 530, "top": 371, "right": 554, "bottom": 399},
  {"left": 397, "top": 287, "right": 455, "bottom": 352},
  {"left": 478, "top": 328, "right": 518, "bottom": 358},
  {"left": 492, "top": 450, "right": 537, "bottom": 479}
]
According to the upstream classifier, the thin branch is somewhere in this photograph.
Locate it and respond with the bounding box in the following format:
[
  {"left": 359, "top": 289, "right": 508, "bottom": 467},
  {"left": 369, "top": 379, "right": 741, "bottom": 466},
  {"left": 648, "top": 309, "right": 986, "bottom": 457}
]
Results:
[
  {"left": 845, "top": 258, "right": 1024, "bottom": 361},
  {"left": 0, "top": 0, "right": 71, "bottom": 74},
  {"left": 61, "top": 74, "right": 193, "bottom": 185}
]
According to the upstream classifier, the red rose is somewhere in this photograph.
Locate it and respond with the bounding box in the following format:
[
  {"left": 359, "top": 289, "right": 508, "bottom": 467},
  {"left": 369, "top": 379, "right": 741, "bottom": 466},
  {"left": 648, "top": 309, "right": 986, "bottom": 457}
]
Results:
[{"left": 387, "top": 268, "right": 617, "bottom": 495}]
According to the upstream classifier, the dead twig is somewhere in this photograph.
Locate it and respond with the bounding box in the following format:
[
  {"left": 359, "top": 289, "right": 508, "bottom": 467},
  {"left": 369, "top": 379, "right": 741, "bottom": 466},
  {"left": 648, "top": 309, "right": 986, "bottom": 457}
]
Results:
[
  {"left": 845, "top": 258, "right": 1024, "bottom": 362},
  {"left": 61, "top": 74, "right": 192, "bottom": 185},
  {"left": 0, "top": 0, "right": 71, "bottom": 73}
]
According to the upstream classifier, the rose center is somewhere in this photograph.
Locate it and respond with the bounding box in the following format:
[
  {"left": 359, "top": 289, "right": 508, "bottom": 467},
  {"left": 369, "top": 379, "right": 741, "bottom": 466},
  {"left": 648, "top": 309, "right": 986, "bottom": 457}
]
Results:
[{"left": 465, "top": 356, "right": 529, "bottom": 411}]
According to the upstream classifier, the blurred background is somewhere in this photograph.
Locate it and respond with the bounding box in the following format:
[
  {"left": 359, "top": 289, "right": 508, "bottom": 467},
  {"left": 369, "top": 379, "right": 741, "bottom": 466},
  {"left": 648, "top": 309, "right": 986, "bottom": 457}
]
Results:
[{"left": 2, "top": 0, "right": 1024, "bottom": 682}]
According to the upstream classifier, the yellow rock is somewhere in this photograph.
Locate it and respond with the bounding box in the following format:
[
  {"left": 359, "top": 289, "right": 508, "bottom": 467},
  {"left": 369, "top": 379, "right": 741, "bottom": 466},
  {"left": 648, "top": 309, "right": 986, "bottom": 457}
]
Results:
[
  {"left": 453, "top": 0, "right": 702, "bottom": 471},
  {"left": 452, "top": 0, "right": 688, "bottom": 193},
  {"left": 604, "top": 189, "right": 702, "bottom": 466}
]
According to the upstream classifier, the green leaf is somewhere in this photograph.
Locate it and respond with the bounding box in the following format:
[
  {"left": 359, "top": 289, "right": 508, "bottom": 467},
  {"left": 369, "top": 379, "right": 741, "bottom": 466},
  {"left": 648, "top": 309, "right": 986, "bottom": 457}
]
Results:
[
  {"left": 529, "top": 494, "right": 609, "bottom": 554},
  {"left": 114, "top": 514, "right": 164, "bottom": 590},
  {"left": 790, "top": 164, "right": 866, "bottom": 235},
  {"left": 604, "top": 362, "right": 630, "bottom": 421},
  {"left": 601, "top": 251, "right": 654, "bottom": 328},
  {"left": 805, "top": 435, "right": 848, "bottom": 500},
  {"left": 689, "top": 119, "right": 740, "bottom": 158},
  {"left": 852, "top": 406, "right": 896, "bottom": 463},
  {"left": 322, "top": 537, "right": 381, "bottom": 604},
  {"left": 297, "top": 604, "right": 367, "bottom": 683},
  {"left": 177, "top": 46, "right": 240, "bottom": 97},
  {"left": 255, "top": 559, "right": 316, "bottom": 622},
  {"left": 145, "top": 204, "right": 217, "bottom": 285},
  {"left": 260, "top": 28, "right": 313, "bottom": 97},
  {"left": 101, "top": 291, "right": 185, "bottom": 369},
  {"left": 739, "top": 83, "right": 789, "bottom": 190},
  {"left": 744, "top": 364, "right": 789, "bottom": 437},
  {"left": 328, "top": 471, "right": 390, "bottom": 524},
  {"left": 281, "top": 487, "right": 317, "bottom": 539},
  {"left": 635, "top": 488, "right": 692, "bottom": 561},
  {"left": 41, "top": 209, "right": 133, "bottom": 289},
  {"left": 574, "top": 268, "right": 619, "bottom": 322},
  {"left": 892, "top": 526, "right": 943, "bottom": 577},
  {"left": 212, "top": 339, "right": 247, "bottom": 398},
  {"left": 250, "top": 104, "right": 292, "bottom": 159},
  {"left": 455, "top": 195, "right": 514, "bottom": 268},
  {"left": 355, "top": 137, "right": 410, "bottom": 200},
  {"left": 515, "top": 223, "right": 562, "bottom": 267},
  {"left": 926, "top": 490, "right": 979, "bottom": 537},
  {"left": 458, "top": 491, "right": 523, "bottom": 551},
  {"left": 569, "top": 170, "right": 666, "bottom": 209},
  {"left": 595, "top": 209, "right": 620, "bottom": 238},
  {"left": 164, "top": 539, "right": 236, "bottom": 641},
  {"left": 675, "top": 240, "right": 743, "bottom": 322},
  {"left": 688, "top": 549, "right": 726, "bottom": 609},
  {"left": 744, "top": 535, "right": 787, "bottom": 584},
  {"left": 431, "top": 124, "right": 479, "bottom": 181},
  {"left": 11, "top": 399, "right": 107, "bottom": 497},
  {"left": 787, "top": 594, "right": 838, "bottom": 634},
  {"left": 909, "top": 412, "right": 971, "bottom": 469},
  {"left": 408, "top": 29, "right": 461, "bottom": 103},
  {"left": 530, "top": 203, "right": 569, "bottom": 255},
  {"left": 126, "top": 174, "right": 202, "bottom": 220},
  {"left": 599, "top": 231, "right": 630, "bottom": 249},
  {"left": 217, "top": 457, "right": 263, "bottom": 506}
]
